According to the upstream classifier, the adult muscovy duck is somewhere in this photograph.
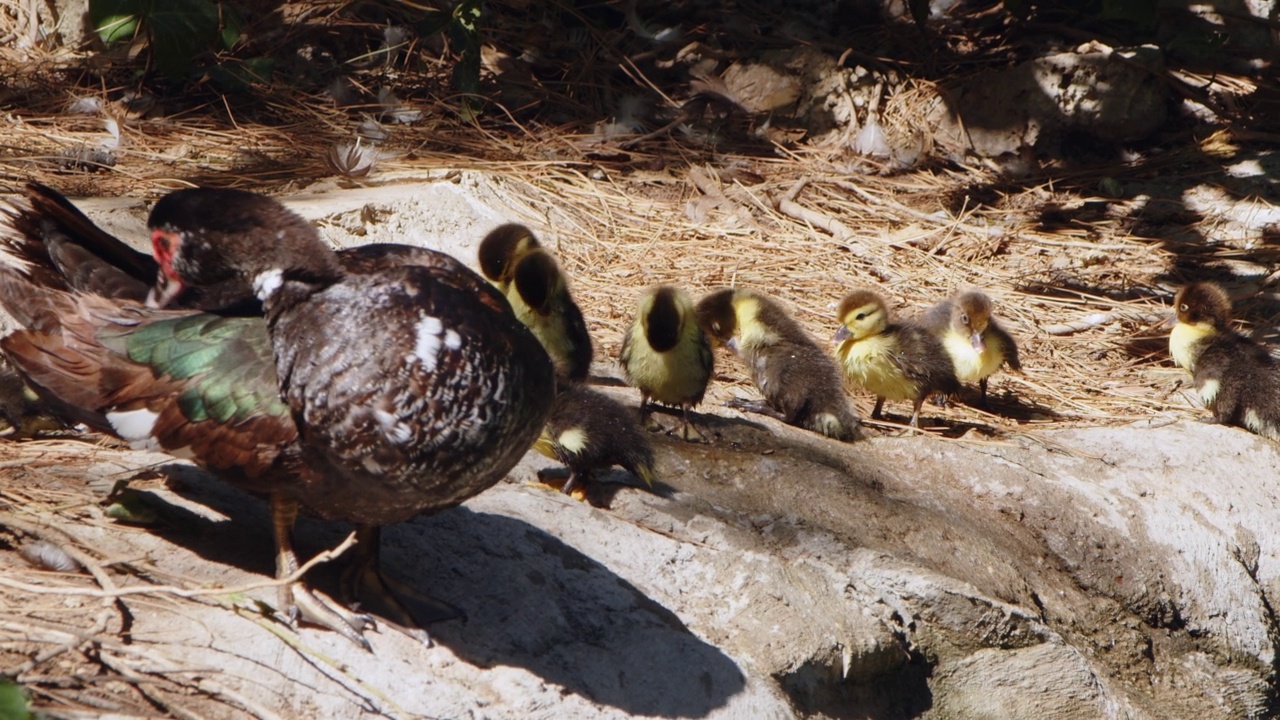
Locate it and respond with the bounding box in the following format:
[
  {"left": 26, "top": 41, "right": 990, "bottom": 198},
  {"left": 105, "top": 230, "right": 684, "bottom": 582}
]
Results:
[{"left": 0, "top": 184, "right": 556, "bottom": 647}]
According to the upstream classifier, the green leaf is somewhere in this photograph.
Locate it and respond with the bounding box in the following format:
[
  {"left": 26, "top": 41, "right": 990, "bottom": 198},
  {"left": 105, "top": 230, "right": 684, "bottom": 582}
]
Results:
[
  {"left": 148, "top": 0, "right": 223, "bottom": 79},
  {"left": 450, "top": 0, "right": 483, "bottom": 119},
  {"left": 0, "top": 681, "right": 33, "bottom": 720},
  {"left": 220, "top": 5, "right": 242, "bottom": 50},
  {"left": 89, "top": 0, "right": 144, "bottom": 45}
]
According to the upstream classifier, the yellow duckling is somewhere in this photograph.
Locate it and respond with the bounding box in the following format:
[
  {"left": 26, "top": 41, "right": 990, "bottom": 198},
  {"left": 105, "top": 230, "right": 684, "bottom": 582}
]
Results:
[
  {"left": 920, "top": 290, "right": 1022, "bottom": 404},
  {"left": 478, "top": 224, "right": 593, "bottom": 381},
  {"left": 834, "top": 289, "right": 959, "bottom": 427},
  {"left": 620, "top": 286, "right": 714, "bottom": 441},
  {"left": 1169, "top": 281, "right": 1280, "bottom": 440}
]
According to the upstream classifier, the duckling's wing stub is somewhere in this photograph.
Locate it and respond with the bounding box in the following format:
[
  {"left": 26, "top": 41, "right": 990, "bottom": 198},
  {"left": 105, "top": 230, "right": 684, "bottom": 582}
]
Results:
[
  {"left": 1193, "top": 335, "right": 1280, "bottom": 440},
  {"left": 988, "top": 320, "right": 1022, "bottom": 372},
  {"left": 893, "top": 326, "right": 961, "bottom": 395}
]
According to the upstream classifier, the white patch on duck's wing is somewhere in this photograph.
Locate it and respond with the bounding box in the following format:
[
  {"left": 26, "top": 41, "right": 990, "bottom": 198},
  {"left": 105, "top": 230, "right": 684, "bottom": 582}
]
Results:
[
  {"left": 106, "top": 408, "right": 160, "bottom": 450},
  {"left": 253, "top": 268, "right": 284, "bottom": 301},
  {"left": 412, "top": 315, "right": 445, "bottom": 372},
  {"left": 444, "top": 329, "right": 462, "bottom": 350}
]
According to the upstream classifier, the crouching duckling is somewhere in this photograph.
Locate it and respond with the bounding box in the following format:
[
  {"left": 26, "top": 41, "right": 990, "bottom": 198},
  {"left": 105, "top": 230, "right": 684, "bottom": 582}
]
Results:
[
  {"left": 834, "top": 289, "right": 959, "bottom": 428},
  {"left": 1169, "top": 281, "right": 1280, "bottom": 441},
  {"left": 620, "top": 286, "right": 714, "bottom": 441},
  {"left": 533, "top": 385, "right": 657, "bottom": 498},
  {"left": 696, "top": 288, "right": 859, "bottom": 441}
]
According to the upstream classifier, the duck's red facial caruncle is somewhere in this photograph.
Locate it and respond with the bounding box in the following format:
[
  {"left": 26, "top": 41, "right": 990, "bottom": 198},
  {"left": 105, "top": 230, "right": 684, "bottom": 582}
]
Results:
[{"left": 148, "top": 229, "right": 185, "bottom": 308}]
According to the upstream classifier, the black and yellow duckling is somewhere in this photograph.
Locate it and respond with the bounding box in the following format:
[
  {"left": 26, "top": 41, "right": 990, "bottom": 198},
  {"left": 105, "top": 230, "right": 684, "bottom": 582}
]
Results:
[
  {"left": 533, "top": 385, "right": 657, "bottom": 498},
  {"left": 834, "top": 290, "right": 959, "bottom": 428},
  {"left": 620, "top": 286, "right": 714, "bottom": 441},
  {"left": 478, "top": 223, "right": 541, "bottom": 294},
  {"left": 696, "top": 288, "right": 859, "bottom": 441},
  {"left": 921, "top": 289, "right": 1022, "bottom": 405},
  {"left": 478, "top": 224, "right": 593, "bottom": 381},
  {"left": 1169, "top": 282, "right": 1280, "bottom": 440}
]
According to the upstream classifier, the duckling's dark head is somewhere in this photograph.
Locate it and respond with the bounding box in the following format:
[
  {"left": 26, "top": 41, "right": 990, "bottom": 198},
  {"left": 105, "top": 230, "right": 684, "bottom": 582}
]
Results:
[
  {"left": 695, "top": 288, "right": 739, "bottom": 343},
  {"left": 147, "top": 188, "right": 340, "bottom": 307},
  {"left": 642, "top": 286, "right": 687, "bottom": 352},
  {"left": 1175, "top": 282, "right": 1232, "bottom": 328},
  {"left": 512, "top": 249, "right": 563, "bottom": 313},
  {"left": 478, "top": 224, "right": 540, "bottom": 284}
]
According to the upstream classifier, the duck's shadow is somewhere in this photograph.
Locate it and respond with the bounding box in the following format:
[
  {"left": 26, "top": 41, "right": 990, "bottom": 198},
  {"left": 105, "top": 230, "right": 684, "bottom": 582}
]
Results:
[{"left": 142, "top": 465, "right": 746, "bottom": 718}]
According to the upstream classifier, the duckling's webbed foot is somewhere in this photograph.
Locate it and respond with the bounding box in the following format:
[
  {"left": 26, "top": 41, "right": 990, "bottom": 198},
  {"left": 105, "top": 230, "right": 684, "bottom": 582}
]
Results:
[
  {"left": 677, "top": 406, "right": 707, "bottom": 442},
  {"left": 341, "top": 526, "right": 466, "bottom": 647},
  {"left": 726, "top": 397, "right": 786, "bottom": 422}
]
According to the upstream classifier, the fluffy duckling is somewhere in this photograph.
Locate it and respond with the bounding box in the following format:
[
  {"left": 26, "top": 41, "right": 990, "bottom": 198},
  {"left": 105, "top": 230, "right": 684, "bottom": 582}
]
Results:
[
  {"left": 1170, "top": 282, "right": 1280, "bottom": 440},
  {"left": 478, "top": 223, "right": 541, "bottom": 294},
  {"left": 921, "top": 290, "right": 1022, "bottom": 404},
  {"left": 696, "top": 288, "right": 859, "bottom": 441},
  {"left": 533, "top": 385, "right": 656, "bottom": 497},
  {"left": 478, "top": 225, "right": 592, "bottom": 381},
  {"left": 834, "top": 290, "right": 959, "bottom": 427},
  {"left": 620, "top": 286, "right": 714, "bottom": 441}
]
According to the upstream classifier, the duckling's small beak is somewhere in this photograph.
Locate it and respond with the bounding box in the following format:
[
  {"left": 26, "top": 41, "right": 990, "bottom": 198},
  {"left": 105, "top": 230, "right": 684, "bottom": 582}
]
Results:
[
  {"left": 832, "top": 325, "right": 851, "bottom": 344},
  {"left": 969, "top": 330, "right": 984, "bottom": 353},
  {"left": 725, "top": 337, "right": 740, "bottom": 355}
]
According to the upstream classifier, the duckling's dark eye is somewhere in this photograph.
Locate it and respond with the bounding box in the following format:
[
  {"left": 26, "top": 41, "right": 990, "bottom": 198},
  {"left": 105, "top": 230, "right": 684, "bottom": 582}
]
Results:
[
  {"left": 1179, "top": 303, "right": 1188, "bottom": 312},
  {"left": 712, "top": 321, "right": 721, "bottom": 332},
  {"left": 960, "top": 313, "right": 969, "bottom": 325},
  {"left": 855, "top": 312, "right": 867, "bottom": 320}
]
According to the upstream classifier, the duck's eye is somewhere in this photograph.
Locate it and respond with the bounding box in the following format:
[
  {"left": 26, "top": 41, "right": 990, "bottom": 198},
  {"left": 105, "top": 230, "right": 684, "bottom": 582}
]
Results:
[
  {"left": 1179, "top": 303, "right": 1188, "bottom": 312},
  {"left": 712, "top": 321, "right": 721, "bottom": 332},
  {"left": 960, "top": 313, "right": 969, "bottom": 325},
  {"left": 855, "top": 312, "right": 866, "bottom": 320}
]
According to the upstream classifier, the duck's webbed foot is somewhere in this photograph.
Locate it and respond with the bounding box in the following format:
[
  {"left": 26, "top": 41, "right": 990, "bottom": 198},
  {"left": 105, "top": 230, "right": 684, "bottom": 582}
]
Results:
[
  {"left": 341, "top": 525, "right": 467, "bottom": 647},
  {"left": 271, "top": 497, "right": 374, "bottom": 650}
]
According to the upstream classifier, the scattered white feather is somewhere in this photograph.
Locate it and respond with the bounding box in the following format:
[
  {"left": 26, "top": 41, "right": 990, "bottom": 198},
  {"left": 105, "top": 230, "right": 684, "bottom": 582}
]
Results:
[{"left": 19, "top": 541, "right": 80, "bottom": 572}]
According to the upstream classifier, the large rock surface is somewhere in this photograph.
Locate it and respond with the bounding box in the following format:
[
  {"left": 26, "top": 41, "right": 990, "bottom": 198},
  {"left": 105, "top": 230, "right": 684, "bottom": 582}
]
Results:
[{"left": 2, "top": 183, "right": 1279, "bottom": 718}]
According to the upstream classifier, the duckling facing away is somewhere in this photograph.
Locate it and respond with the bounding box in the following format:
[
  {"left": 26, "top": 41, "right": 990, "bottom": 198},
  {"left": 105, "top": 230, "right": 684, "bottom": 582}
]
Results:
[
  {"left": 1170, "top": 282, "right": 1280, "bottom": 440},
  {"left": 834, "top": 290, "right": 959, "bottom": 428},
  {"left": 696, "top": 288, "right": 859, "bottom": 441},
  {"left": 620, "top": 286, "right": 714, "bottom": 441},
  {"left": 921, "top": 290, "right": 1022, "bottom": 404},
  {"left": 533, "top": 385, "right": 657, "bottom": 497},
  {"left": 478, "top": 224, "right": 593, "bottom": 381}
]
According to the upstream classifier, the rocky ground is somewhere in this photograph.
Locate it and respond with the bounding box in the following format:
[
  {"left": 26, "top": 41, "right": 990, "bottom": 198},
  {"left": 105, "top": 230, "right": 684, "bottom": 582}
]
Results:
[{"left": 3, "top": 1, "right": 1280, "bottom": 718}]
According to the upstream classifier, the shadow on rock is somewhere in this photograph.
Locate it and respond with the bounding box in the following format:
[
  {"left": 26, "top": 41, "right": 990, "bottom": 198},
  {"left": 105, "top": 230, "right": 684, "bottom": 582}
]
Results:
[
  {"left": 384, "top": 508, "right": 747, "bottom": 718},
  {"left": 150, "top": 467, "right": 746, "bottom": 718}
]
